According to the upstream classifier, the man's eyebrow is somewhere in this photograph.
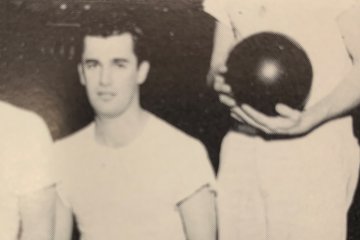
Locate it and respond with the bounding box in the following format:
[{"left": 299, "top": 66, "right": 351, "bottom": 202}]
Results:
[
  {"left": 83, "top": 59, "right": 99, "bottom": 64},
  {"left": 113, "top": 58, "right": 130, "bottom": 64}
]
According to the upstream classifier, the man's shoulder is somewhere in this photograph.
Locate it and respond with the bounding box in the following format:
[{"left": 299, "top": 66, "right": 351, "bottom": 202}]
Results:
[
  {"left": 0, "top": 101, "right": 50, "bottom": 139},
  {"left": 146, "top": 114, "right": 212, "bottom": 178},
  {"left": 54, "top": 123, "right": 94, "bottom": 151},
  {"left": 0, "top": 101, "right": 43, "bottom": 125},
  {"left": 53, "top": 123, "right": 94, "bottom": 176},
  {"left": 149, "top": 114, "right": 195, "bottom": 140},
  {"left": 148, "top": 114, "right": 205, "bottom": 151}
]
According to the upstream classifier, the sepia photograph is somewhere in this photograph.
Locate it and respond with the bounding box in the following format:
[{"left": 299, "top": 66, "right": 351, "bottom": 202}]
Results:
[{"left": 1, "top": 0, "right": 360, "bottom": 240}]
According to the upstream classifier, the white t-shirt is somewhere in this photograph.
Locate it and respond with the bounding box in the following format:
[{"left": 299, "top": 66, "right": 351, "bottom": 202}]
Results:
[
  {"left": 54, "top": 113, "right": 215, "bottom": 240},
  {"left": 203, "top": 0, "right": 357, "bottom": 107},
  {"left": 0, "top": 101, "right": 53, "bottom": 240}
]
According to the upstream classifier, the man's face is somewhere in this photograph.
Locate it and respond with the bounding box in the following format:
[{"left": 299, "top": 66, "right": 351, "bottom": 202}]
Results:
[{"left": 79, "top": 33, "right": 149, "bottom": 118}]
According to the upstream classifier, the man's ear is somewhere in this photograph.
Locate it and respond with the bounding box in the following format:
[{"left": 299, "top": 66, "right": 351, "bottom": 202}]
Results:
[
  {"left": 78, "top": 63, "right": 86, "bottom": 86},
  {"left": 137, "top": 61, "right": 150, "bottom": 85}
]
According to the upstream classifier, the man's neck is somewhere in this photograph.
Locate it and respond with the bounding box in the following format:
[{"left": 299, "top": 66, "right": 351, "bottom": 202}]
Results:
[{"left": 94, "top": 107, "right": 150, "bottom": 148}]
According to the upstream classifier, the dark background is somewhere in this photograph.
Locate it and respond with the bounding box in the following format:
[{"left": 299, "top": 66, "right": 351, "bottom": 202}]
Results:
[{"left": 1, "top": 0, "right": 360, "bottom": 239}]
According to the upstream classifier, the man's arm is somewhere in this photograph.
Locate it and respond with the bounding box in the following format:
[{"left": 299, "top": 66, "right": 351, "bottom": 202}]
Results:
[
  {"left": 319, "top": 5, "right": 360, "bottom": 119},
  {"left": 210, "top": 22, "right": 237, "bottom": 69},
  {"left": 178, "top": 186, "right": 217, "bottom": 240},
  {"left": 18, "top": 186, "right": 55, "bottom": 240},
  {"left": 54, "top": 195, "right": 74, "bottom": 240},
  {"left": 207, "top": 22, "right": 237, "bottom": 86}
]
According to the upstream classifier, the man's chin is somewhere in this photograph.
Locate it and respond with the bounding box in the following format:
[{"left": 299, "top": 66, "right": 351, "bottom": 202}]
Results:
[{"left": 94, "top": 108, "right": 125, "bottom": 119}]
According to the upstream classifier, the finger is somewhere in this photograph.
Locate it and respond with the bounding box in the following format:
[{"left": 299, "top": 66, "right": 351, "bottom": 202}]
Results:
[
  {"left": 231, "top": 107, "right": 271, "bottom": 133},
  {"left": 213, "top": 76, "right": 226, "bottom": 92},
  {"left": 241, "top": 104, "right": 275, "bottom": 128},
  {"left": 241, "top": 105, "right": 298, "bottom": 132},
  {"left": 214, "top": 81, "right": 232, "bottom": 93},
  {"left": 214, "top": 74, "right": 225, "bottom": 84},
  {"left": 214, "top": 81, "right": 224, "bottom": 92},
  {"left": 220, "top": 83, "right": 232, "bottom": 94},
  {"left": 275, "top": 103, "right": 300, "bottom": 119},
  {"left": 218, "top": 65, "right": 228, "bottom": 74},
  {"left": 219, "top": 94, "right": 236, "bottom": 107},
  {"left": 230, "top": 112, "right": 244, "bottom": 123}
]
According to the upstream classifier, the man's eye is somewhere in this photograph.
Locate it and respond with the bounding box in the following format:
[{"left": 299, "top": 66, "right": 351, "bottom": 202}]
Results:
[
  {"left": 85, "top": 62, "right": 99, "bottom": 69},
  {"left": 114, "top": 62, "right": 126, "bottom": 68}
]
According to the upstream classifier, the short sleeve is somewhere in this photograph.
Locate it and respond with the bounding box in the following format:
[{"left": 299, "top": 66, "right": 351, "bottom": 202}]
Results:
[
  {"left": 338, "top": 2, "right": 360, "bottom": 26},
  {"left": 326, "top": 0, "right": 358, "bottom": 18},
  {"left": 10, "top": 113, "right": 54, "bottom": 195},
  {"left": 51, "top": 143, "right": 73, "bottom": 209},
  {"left": 55, "top": 181, "right": 72, "bottom": 208},
  {"left": 175, "top": 141, "right": 217, "bottom": 206},
  {"left": 337, "top": 3, "right": 360, "bottom": 59},
  {"left": 202, "top": 0, "right": 232, "bottom": 28}
]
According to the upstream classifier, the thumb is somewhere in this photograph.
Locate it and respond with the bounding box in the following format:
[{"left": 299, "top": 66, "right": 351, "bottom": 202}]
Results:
[{"left": 275, "top": 103, "right": 300, "bottom": 119}]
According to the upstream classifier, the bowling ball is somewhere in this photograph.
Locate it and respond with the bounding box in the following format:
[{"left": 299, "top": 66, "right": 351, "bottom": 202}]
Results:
[{"left": 225, "top": 32, "right": 312, "bottom": 116}]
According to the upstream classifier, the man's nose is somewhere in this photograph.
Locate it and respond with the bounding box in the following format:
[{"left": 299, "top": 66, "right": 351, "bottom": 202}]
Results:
[{"left": 99, "top": 67, "right": 112, "bottom": 86}]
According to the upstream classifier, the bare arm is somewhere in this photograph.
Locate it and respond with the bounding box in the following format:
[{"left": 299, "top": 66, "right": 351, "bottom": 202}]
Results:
[
  {"left": 54, "top": 195, "right": 73, "bottom": 240},
  {"left": 316, "top": 7, "right": 360, "bottom": 119},
  {"left": 210, "top": 22, "right": 237, "bottom": 69},
  {"left": 19, "top": 186, "right": 56, "bottom": 240},
  {"left": 207, "top": 22, "right": 237, "bottom": 86},
  {"left": 178, "top": 186, "right": 217, "bottom": 240}
]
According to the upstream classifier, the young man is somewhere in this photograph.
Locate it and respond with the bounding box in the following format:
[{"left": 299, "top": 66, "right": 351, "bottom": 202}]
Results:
[
  {"left": 203, "top": 0, "right": 360, "bottom": 240},
  {"left": 0, "top": 101, "right": 55, "bottom": 240},
  {"left": 53, "top": 18, "right": 216, "bottom": 240}
]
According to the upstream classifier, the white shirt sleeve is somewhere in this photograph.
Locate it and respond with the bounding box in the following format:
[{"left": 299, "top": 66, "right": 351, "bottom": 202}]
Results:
[
  {"left": 325, "top": 0, "right": 359, "bottom": 18},
  {"left": 55, "top": 181, "right": 72, "bottom": 208},
  {"left": 338, "top": 0, "right": 360, "bottom": 23},
  {"left": 175, "top": 141, "right": 217, "bottom": 206},
  {"left": 337, "top": 2, "right": 360, "bottom": 57},
  {"left": 51, "top": 143, "right": 72, "bottom": 208},
  {"left": 202, "top": 0, "right": 233, "bottom": 28},
  {"left": 10, "top": 113, "right": 54, "bottom": 196}
]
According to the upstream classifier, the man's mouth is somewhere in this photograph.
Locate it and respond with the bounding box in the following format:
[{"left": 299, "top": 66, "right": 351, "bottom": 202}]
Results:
[{"left": 97, "top": 91, "right": 116, "bottom": 101}]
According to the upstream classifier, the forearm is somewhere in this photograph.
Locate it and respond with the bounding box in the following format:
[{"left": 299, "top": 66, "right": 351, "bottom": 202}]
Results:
[
  {"left": 19, "top": 187, "right": 56, "bottom": 240},
  {"left": 54, "top": 195, "right": 73, "bottom": 240},
  {"left": 178, "top": 187, "right": 217, "bottom": 240},
  {"left": 210, "top": 22, "right": 237, "bottom": 69},
  {"left": 310, "top": 4, "right": 360, "bottom": 121},
  {"left": 304, "top": 64, "right": 360, "bottom": 125}
]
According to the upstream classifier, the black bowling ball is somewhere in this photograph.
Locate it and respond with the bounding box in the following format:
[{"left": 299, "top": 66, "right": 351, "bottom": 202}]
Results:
[{"left": 225, "top": 32, "right": 313, "bottom": 115}]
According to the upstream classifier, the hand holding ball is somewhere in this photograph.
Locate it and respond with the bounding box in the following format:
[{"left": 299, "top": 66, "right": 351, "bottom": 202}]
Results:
[{"left": 225, "top": 32, "right": 313, "bottom": 115}]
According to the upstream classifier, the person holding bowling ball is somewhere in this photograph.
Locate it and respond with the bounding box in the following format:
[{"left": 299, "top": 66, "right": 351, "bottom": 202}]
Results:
[
  {"left": 219, "top": 8, "right": 360, "bottom": 137},
  {"left": 203, "top": 0, "right": 360, "bottom": 240}
]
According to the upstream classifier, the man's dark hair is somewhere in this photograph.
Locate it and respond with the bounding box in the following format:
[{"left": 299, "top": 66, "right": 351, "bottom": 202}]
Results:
[{"left": 79, "top": 9, "right": 149, "bottom": 64}]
